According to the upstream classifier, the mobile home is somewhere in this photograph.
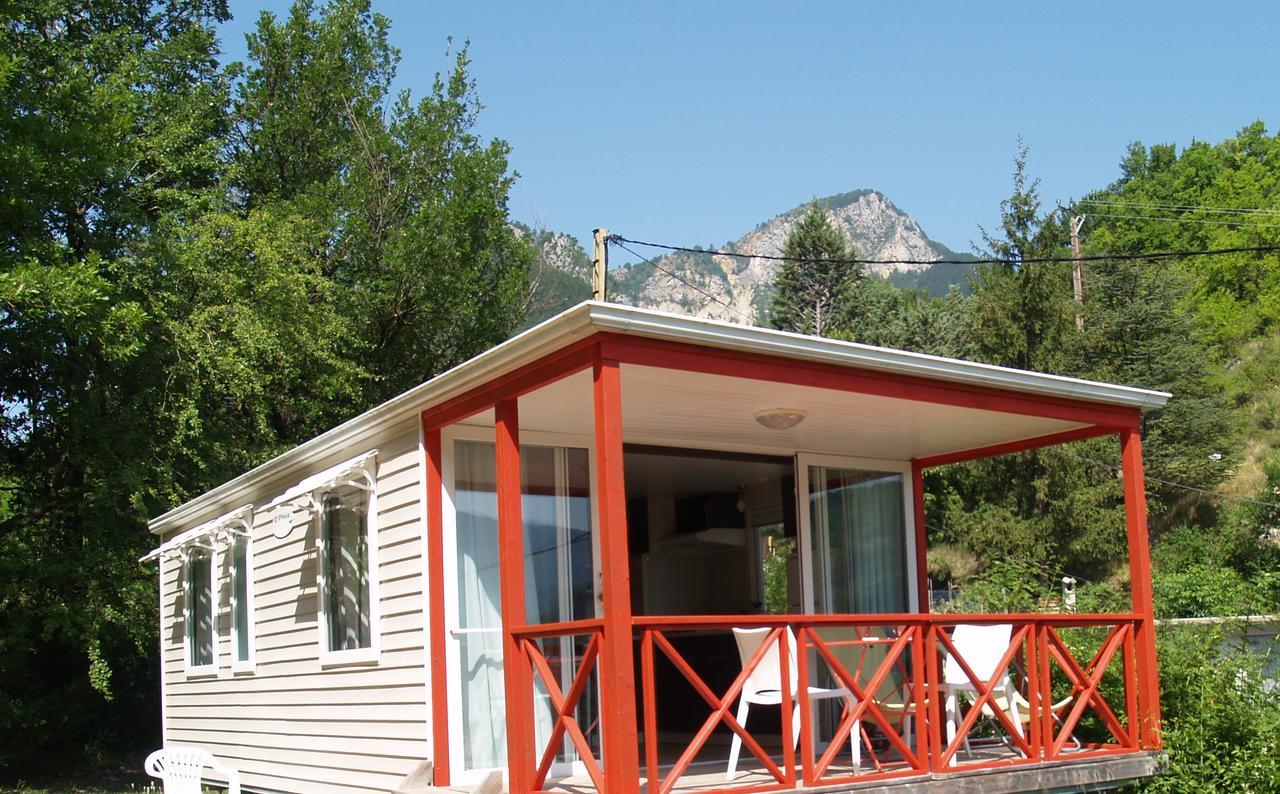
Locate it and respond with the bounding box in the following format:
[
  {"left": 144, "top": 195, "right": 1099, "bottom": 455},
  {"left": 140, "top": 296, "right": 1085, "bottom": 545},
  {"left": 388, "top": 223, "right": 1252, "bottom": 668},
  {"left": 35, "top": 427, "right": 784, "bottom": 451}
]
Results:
[{"left": 145, "top": 302, "right": 1167, "bottom": 793}]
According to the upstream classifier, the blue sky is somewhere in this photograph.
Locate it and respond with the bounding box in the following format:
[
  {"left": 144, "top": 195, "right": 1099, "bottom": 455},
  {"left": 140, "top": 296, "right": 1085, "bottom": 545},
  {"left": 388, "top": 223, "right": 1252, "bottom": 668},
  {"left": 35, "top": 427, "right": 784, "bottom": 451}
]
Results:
[{"left": 220, "top": 1, "right": 1280, "bottom": 259}]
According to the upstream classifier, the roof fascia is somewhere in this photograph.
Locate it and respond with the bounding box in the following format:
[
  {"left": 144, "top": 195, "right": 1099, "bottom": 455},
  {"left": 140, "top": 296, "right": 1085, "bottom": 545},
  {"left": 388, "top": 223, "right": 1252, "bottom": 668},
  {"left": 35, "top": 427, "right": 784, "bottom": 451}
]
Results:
[
  {"left": 150, "top": 301, "right": 1170, "bottom": 536},
  {"left": 584, "top": 302, "right": 1170, "bottom": 411},
  {"left": 147, "top": 304, "right": 600, "bottom": 535}
]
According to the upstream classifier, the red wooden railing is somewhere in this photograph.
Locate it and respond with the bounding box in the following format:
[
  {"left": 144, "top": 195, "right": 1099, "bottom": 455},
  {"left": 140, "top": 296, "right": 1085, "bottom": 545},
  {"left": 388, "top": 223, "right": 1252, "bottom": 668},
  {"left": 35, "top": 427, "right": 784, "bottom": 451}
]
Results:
[
  {"left": 511, "top": 613, "right": 1146, "bottom": 793},
  {"left": 512, "top": 618, "right": 606, "bottom": 793}
]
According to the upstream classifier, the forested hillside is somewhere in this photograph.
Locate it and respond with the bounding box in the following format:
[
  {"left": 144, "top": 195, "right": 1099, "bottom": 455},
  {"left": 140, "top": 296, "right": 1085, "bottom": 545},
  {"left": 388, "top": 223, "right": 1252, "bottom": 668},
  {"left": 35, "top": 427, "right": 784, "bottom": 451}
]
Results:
[{"left": 762, "top": 136, "right": 1280, "bottom": 792}]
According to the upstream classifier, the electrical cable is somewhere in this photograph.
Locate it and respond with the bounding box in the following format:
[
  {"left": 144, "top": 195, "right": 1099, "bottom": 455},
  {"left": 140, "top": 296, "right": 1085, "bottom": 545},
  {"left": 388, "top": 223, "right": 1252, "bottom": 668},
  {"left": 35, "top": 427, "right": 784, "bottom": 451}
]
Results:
[
  {"left": 608, "top": 235, "right": 1280, "bottom": 269},
  {"left": 1074, "top": 456, "right": 1280, "bottom": 510},
  {"left": 609, "top": 240, "right": 752, "bottom": 322},
  {"left": 1083, "top": 212, "right": 1280, "bottom": 229},
  {"left": 1078, "top": 199, "right": 1280, "bottom": 217}
]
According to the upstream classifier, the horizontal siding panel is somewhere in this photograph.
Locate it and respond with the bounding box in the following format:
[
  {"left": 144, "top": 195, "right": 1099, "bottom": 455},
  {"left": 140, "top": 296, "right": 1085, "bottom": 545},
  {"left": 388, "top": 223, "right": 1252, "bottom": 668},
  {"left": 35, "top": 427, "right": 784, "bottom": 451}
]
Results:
[
  {"left": 166, "top": 683, "right": 427, "bottom": 707},
  {"left": 239, "top": 766, "right": 405, "bottom": 794},
  {"left": 166, "top": 701, "right": 429, "bottom": 722},
  {"left": 375, "top": 474, "right": 420, "bottom": 506},
  {"left": 161, "top": 716, "right": 428, "bottom": 741},
  {"left": 375, "top": 500, "right": 422, "bottom": 532},
  {"left": 156, "top": 428, "right": 435, "bottom": 794},
  {"left": 380, "top": 555, "right": 424, "bottom": 583},
  {"left": 165, "top": 650, "right": 425, "bottom": 688},
  {"left": 175, "top": 747, "right": 414, "bottom": 788},
  {"left": 250, "top": 625, "right": 422, "bottom": 661},
  {"left": 165, "top": 726, "right": 428, "bottom": 760},
  {"left": 379, "top": 533, "right": 422, "bottom": 562}
]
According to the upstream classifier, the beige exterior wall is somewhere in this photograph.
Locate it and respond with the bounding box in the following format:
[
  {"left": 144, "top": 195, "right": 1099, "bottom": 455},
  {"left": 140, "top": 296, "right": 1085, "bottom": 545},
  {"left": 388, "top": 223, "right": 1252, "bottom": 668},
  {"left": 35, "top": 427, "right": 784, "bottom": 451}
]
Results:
[{"left": 158, "top": 420, "right": 430, "bottom": 794}]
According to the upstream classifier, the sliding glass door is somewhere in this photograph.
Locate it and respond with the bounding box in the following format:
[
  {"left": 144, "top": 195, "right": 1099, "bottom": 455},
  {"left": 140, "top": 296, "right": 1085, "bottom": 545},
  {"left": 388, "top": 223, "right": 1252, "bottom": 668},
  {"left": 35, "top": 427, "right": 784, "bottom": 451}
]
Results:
[
  {"left": 445, "top": 433, "right": 599, "bottom": 782},
  {"left": 798, "top": 454, "right": 916, "bottom": 615}
]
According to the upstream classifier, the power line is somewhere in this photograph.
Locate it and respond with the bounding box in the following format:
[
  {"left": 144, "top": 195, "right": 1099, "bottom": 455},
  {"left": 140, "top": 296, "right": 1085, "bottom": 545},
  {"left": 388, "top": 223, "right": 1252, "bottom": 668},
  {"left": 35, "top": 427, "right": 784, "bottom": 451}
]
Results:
[
  {"left": 1085, "top": 211, "right": 1280, "bottom": 229},
  {"left": 609, "top": 239, "right": 751, "bottom": 322},
  {"left": 1079, "top": 199, "right": 1280, "bottom": 217},
  {"left": 609, "top": 234, "right": 1280, "bottom": 269},
  {"left": 1075, "top": 455, "right": 1280, "bottom": 510}
]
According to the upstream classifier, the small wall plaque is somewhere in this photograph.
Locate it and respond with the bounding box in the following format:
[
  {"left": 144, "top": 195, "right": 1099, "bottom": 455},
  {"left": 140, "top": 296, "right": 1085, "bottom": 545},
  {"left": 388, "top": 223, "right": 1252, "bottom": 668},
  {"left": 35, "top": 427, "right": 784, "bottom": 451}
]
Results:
[{"left": 271, "top": 510, "right": 294, "bottom": 540}]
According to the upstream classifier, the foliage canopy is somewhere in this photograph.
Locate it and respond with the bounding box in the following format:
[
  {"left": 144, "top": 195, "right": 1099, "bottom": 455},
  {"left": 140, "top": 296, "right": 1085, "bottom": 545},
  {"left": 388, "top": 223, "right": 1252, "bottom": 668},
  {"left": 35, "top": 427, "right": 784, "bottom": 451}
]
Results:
[{"left": 0, "top": 0, "right": 529, "bottom": 770}]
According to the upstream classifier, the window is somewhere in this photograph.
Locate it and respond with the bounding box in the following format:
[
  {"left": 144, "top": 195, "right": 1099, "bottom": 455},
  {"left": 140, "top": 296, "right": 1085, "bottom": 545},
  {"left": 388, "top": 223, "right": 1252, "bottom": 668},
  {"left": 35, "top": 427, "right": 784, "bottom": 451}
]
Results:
[
  {"left": 319, "top": 485, "right": 377, "bottom": 661},
  {"left": 185, "top": 547, "right": 216, "bottom": 673},
  {"left": 230, "top": 531, "right": 254, "bottom": 668}
]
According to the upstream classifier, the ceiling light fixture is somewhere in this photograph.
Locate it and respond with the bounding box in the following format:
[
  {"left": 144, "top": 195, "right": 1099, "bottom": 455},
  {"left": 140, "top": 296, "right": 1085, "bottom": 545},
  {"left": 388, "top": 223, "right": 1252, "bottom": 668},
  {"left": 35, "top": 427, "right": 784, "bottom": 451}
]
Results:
[{"left": 755, "top": 408, "right": 807, "bottom": 430}]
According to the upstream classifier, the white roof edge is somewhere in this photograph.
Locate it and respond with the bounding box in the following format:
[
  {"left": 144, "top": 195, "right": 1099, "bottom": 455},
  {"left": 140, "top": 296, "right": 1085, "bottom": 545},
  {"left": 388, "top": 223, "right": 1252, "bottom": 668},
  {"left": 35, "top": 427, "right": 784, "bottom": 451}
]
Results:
[
  {"left": 584, "top": 302, "right": 1172, "bottom": 411},
  {"left": 147, "top": 304, "right": 601, "bottom": 535},
  {"left": 148, "top": 301, "right": 1170, "bottom": 536},
  {"left": 1158, "top": 614, "right": 1280, "bottom": 626},
  {"left": 261, "top": 448, "right": 379, "bottom": 512}
]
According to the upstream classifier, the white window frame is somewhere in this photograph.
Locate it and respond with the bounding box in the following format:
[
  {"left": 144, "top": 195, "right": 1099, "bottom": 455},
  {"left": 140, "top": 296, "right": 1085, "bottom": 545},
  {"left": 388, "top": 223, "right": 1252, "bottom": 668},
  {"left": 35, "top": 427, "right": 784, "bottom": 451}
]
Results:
[
  {"left": 229, "top": 524, "right": 256, "bottom": 673},
  {"left": 183, "top": 544, "right": 219, "bottom": 677},
  {"left": 795, "top": 452, "right": 919, "bottom": 615},
  {"left": 316, "top": 477, "right": 381, "bottom": 667}
]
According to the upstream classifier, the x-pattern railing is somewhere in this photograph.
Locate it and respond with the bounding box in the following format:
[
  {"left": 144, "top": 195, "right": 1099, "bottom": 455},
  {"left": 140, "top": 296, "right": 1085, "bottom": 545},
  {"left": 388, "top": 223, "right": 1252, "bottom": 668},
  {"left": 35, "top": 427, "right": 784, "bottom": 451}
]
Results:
[
  {"left": 936, "top": 624, "right": 1036, "bottom": 766},
  {"left": 1042, "top": 622, "right": 1137, "bottom": 755},
  {"left": 515, "top": 620, "right": 606, "bottom": 792},
  {"left": 506, "top": 613, "right": 1145, "bottom": 793},
  {"left": 641, "top": 625, "right": 795, "bottom": 794},
  {"left": 796, "top": 626, "right": 925, "bottom": 784}
]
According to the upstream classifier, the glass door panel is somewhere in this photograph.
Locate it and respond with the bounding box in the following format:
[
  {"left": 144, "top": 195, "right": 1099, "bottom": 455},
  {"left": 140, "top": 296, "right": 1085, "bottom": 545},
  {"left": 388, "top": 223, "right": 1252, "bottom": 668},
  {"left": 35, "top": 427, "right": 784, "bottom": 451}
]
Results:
[
  {"left": 803, "top": 459, "right": 911, "bottom": 614},
  {"left": 451, "top": 439, "right": 599, "bottom": 777}
]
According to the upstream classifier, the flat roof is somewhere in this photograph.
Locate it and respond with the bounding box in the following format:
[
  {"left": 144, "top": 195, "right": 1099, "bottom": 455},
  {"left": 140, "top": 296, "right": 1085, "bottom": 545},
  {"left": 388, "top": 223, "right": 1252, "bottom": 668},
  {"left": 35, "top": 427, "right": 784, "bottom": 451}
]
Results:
[{"left": 149, "top": 301, "right": 1170, "bottom": 535}]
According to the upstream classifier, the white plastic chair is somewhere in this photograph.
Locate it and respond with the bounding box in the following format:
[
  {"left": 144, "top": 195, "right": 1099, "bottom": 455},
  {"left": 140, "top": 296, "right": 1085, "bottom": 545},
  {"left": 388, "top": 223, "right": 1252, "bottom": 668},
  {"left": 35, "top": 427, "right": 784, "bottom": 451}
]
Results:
[
  {"left": 144, "top": 746, "right": 241, "bottom": 794},
  {"left": 942, "top": 623, "right": 1018, "bottom": 763},
  {"left": 726, "top": 627, "right": 858, "bottom": 782}
]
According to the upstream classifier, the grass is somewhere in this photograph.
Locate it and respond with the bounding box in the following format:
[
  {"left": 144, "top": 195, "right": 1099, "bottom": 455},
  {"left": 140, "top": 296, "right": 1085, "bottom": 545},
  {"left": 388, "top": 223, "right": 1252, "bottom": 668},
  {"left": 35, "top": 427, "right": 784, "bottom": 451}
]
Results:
[{"left": 0, "top": 784, "right": 227, "bottom": 794}]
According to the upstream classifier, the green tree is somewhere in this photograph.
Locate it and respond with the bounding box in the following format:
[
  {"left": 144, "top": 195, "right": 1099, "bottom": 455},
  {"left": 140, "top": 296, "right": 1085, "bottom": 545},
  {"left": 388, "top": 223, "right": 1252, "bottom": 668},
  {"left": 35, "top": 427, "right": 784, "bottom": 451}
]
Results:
[
  {"left": 770, "top": 203, "right": 864, "bottom": 336},
  {"left": 0, "top": 0, "right": 531, "bottom": 771},
  {"left": 230, "top": 3, "right": 531, "bottom": 408},
  {"left": 0, "top": 0, "right": 235, "bottom": 767},
  {"left": 969, "top": 138, "right": 1073, "bottom": 373}
]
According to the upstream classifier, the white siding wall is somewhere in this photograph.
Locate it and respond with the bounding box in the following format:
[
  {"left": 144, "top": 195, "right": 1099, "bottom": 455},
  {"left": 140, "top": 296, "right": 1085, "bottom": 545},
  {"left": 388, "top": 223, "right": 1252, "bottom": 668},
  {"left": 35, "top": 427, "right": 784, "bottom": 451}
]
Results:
[{"left": 159, "top": 424, "right": 430, "bottom": 794}]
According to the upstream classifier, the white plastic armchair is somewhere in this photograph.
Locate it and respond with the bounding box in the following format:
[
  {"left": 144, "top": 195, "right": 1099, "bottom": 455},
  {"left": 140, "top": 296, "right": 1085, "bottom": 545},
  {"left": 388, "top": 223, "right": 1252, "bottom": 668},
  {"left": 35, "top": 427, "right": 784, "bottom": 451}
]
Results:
[
  {"left": 726, "top": 627, "right": 858, "bottom": 782},
  {"left": 144, "top": 746, "right": 241, "bottom": 794}
]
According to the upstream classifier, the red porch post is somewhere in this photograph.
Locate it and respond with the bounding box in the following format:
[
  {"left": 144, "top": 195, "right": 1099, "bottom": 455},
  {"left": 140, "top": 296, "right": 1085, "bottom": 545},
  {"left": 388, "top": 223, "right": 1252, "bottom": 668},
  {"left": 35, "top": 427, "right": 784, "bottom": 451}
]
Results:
[
  {"left": 1120, "top": 427, "right": 1163, "bottom": 749},
  {"left": 593, "top": 358, "right": 642, "bottom": 793},
  {"left": 496, "top": 399, "right": 535, "bottom": 790},
  {"left": 424, "top": 426, "right": 451, "bottom": 785},
  {"left": 911, "top": 461, "right": 929, "bottom": 613}
]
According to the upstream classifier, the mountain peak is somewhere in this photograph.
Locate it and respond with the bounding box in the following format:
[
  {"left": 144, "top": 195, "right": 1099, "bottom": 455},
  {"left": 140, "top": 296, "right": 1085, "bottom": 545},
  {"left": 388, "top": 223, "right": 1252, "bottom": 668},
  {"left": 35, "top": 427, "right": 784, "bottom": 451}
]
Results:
[
  {"left": 608, "top": 190, "right": 956, "bottom": 323},
  {"left": 522, "top": 190, "right": 961, "bottom": 328}
]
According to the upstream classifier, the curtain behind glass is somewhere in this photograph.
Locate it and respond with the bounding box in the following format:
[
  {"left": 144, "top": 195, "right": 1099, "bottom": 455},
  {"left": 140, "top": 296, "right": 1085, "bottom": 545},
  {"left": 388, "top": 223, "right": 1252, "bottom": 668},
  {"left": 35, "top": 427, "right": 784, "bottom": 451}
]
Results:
[
  {"left": 454, "top": 440, "right": 597, "bottom": 771},
  {"left": 323, "top": 489, "right": 371, "bottom": 651},
  {"left": 810, "top": 467, "right": 908, "bottom": 614},
  {"left": 187, "top": 549, "right": 214, "bottom": 666},
  {"left": 232, "top": 534, "right": 250, "bottom": 662},
  {"left": 455, "top": 440, "right": 506, "bottom": 770}
]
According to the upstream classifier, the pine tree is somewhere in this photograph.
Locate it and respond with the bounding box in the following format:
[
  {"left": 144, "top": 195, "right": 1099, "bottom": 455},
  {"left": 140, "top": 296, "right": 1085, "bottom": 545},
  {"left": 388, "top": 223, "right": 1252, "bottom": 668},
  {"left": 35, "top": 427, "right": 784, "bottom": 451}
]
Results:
[
  {"left": 769, "top": 203, "right": 864, "bottom": 336},
  {"left": 969, "top": 139, "right": 1073, "bottom": 372}
]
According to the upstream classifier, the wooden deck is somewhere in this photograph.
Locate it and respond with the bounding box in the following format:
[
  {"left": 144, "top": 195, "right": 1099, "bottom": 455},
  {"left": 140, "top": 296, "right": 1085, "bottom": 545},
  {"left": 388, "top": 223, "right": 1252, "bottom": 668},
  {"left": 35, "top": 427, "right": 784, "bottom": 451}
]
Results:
[{"left": 543, "top": 741, "right": 1163, "bottom": 793}]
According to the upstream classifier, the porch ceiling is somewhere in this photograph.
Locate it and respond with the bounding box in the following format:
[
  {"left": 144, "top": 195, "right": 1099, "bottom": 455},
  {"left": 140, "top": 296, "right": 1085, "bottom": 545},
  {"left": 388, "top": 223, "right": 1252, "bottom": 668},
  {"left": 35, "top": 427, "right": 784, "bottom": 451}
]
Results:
[{"left": 463, "top": 365, "right": 1094, "bottom": 462}]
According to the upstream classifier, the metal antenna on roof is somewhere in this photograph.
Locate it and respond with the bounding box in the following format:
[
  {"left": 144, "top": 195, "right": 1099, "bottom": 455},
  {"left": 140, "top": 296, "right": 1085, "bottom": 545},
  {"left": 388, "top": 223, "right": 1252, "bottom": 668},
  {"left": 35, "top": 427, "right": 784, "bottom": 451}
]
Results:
[{"left": 592, "top": 227, "right": 609, "bottom": 302}]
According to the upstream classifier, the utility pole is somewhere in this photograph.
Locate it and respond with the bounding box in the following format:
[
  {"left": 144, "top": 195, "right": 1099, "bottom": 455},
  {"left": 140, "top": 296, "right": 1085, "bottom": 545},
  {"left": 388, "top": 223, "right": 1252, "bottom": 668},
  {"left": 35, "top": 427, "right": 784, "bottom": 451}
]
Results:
[
  {"left": 1070, "top": 214, "right": 1086, "bottom": 333},
  {"left": 592, "top": 228, "right": 609, "bottom": 302}
]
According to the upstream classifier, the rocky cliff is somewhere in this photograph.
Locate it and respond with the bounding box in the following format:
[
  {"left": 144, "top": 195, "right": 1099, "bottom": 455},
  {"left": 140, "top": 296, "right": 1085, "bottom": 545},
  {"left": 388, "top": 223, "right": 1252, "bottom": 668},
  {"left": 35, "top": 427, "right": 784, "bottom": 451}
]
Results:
[{"left": 528, "top": 189, "right": 964, "bottom": 326}]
